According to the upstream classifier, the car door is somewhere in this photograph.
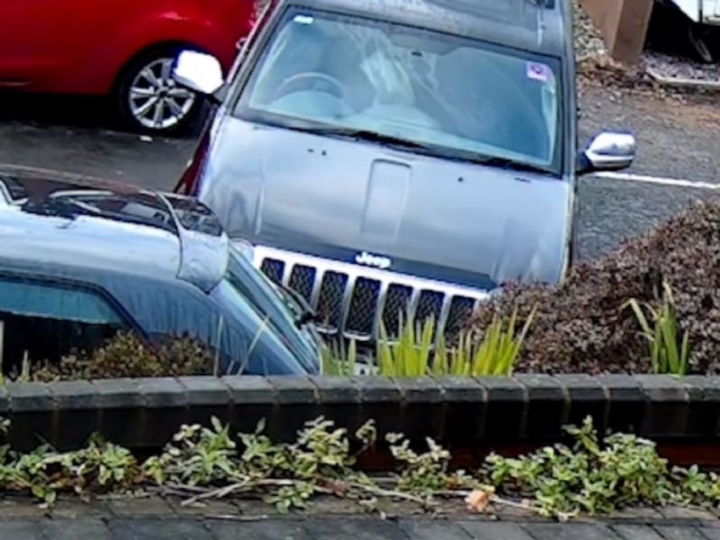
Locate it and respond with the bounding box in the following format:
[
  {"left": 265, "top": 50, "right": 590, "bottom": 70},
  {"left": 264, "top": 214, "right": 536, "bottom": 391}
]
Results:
[
  {"left": 0, "top": 273, "right": 136, "bottom": 374},
  {"left": 0, "top": 0, "right": 75, "bottom": 88}
]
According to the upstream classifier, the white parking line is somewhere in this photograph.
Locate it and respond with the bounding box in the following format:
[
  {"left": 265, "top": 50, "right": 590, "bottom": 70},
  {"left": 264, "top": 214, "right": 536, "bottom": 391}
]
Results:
[{"left": 594, "top": 171, "right": 720, "bottom": 191}]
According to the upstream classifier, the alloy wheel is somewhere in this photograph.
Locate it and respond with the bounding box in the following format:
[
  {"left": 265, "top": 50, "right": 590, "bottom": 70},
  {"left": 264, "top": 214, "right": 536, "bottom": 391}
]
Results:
[{"left": 128, "top": 58, "right": 197, "bottom": 131}]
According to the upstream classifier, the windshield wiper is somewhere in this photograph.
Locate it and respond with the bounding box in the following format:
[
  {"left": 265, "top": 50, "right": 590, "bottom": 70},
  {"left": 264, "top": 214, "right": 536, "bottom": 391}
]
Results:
[
  {"left": 289, "top": 125, "right": 554, "bottom": 175},
  {"left": 290, "top": 125, "right": 432, "bottom": 150},
  {"left": 274, "top": 281, "right": 318, "bottom": 329},
  {"left": 469, "top": 155, "right": 554, "bottom": 175}
]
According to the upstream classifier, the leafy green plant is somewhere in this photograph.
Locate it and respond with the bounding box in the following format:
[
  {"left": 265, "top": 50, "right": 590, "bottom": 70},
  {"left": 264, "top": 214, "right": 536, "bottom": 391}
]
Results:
[
  {"left": 145, "top": 415, "right": 379, "bottom": 513},
  {"left": 386, "top": 431, "right": 474, "bottom": 496},
  {"left": 624, "top": 282, "right": 690, "bottom": 375},
  {"left": 372, "top": 306, "right": 535, "bottom": 377},
  {"left": 484, "top": 415, "right": 720, "bottom": 518},
  {"left": 440, "top": 306, "right": 537, "bottom": 377},
  {"left": 377, "top": 315, "right": 437, "bottom": 377},
  {"left": 2, "top": 352, "right": 34, "bottom": 385},
  {"left": 322, "top": 339, "right": 360, "bottom": 376},
  {"left": 0, "top": 413, "right": 718, "bottom": 519}
]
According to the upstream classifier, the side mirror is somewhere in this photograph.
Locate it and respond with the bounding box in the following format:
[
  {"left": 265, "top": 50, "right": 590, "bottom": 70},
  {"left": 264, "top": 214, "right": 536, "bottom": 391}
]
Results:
[
  {"left": 577, "top": 131, "right": 636, "bottom": 175},
  {"left": 173, "top": 50, "right": 225, "bottom": 97}
]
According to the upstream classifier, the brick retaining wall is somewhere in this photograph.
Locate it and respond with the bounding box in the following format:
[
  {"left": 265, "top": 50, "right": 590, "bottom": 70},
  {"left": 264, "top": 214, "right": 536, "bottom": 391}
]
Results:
[{"left": 1, "top": 374, "right": 719, "bottom": 457}]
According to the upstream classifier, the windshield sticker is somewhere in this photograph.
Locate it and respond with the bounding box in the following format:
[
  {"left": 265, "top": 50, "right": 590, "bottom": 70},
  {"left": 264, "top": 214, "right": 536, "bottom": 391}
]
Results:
[
  {"left": 526, "top": 62, "right": 550, "bottom": 82},
  {"left": 293, "top": 14, "right": 314, "bottom": 24}
]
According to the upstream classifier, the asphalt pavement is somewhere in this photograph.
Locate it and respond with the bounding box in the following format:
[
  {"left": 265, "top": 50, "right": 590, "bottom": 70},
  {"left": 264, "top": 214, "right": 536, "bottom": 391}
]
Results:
[{"left": 1, "top": 86, "right": 719, "bottom": 262}]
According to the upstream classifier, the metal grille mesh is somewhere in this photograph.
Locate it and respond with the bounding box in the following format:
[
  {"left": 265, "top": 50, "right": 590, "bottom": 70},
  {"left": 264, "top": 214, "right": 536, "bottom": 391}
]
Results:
[
  {"left": 315, "top": 271, "right": 347, "bottom": 331},
  {"left": 381, "top": 284, "right": 412, "bottom": 338},
  {"left": 260, "top": 258, "right": 285, "bottom": 285},
  {"left": 445, "top": 296, "right": 477, "bottom": 340},
  {"left": 287, "top": 265, "right": 316, "bottom": 303},
  {"left": 345, "top": 278, "right": 381, "bottom": 337}
]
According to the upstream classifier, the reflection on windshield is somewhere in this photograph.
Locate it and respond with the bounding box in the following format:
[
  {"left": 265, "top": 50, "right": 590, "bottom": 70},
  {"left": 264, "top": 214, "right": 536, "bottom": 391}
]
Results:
[
  {"left": 237, "top": 8, "right": 561, "bottom": 171},
  {"left": 220, "top": 249, "right": 321, "bottom": 369}
]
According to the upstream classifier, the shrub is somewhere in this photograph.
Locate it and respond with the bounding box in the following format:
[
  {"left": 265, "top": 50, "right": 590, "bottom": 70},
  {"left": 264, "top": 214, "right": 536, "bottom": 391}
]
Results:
[
  {"left": 327, "top": 309, "right": 535, "bottom": 377},
  {"left": 32, "top": 331, "right": 215, "bottom": 381},
  {"left": 470, "top": 200, "right": 720, "bottom": 375}
]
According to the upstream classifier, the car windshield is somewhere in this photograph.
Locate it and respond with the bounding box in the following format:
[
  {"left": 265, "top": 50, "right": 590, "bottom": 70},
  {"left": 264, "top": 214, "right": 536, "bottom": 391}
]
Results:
[
  {"left": 235, "top": 7, "right": 563, "bottom": 173},
  {"left": 214, "top": 247, "right": 320, "bottom": 370}
]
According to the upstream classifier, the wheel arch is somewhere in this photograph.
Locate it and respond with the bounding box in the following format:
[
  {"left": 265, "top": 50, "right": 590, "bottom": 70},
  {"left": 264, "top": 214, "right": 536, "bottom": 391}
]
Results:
[{"left": 111, "top": 40, "right": 210, "bottom": 97}]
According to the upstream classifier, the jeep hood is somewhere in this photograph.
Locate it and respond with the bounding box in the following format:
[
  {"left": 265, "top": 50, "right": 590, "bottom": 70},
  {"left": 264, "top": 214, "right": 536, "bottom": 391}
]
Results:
[{"left": 197, "top": 118, "right": 571, "bottom": 289}]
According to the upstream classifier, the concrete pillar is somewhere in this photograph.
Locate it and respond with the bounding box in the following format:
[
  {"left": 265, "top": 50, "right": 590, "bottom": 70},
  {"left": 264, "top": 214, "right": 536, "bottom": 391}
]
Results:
[{"left": 580, "top": 0, "right": 655, "bottom": 65}]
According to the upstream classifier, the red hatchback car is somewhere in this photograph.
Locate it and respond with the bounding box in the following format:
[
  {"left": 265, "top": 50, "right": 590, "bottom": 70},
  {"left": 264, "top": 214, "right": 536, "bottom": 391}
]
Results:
[{"left": 0, "top": 0, "right": 254, "bottom": 134}]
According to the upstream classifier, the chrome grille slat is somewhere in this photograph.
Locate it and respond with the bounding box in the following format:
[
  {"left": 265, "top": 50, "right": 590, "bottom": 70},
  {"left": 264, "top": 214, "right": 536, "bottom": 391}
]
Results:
[
  {"left": 309, "top": 268, "right": 325, "bottom": 308},
  {"left": 434, "top": 294, "right": 454, "bottom": 348},
  {"left": 280, "top": 261, "right": 292, "bottom": 287},
  {"left": 339, "top": 274, "right": 357, "bottom": 335},
  {"left": 252, "top": 246, "right": 489, "bottom": 342},
  {"left": 373, "top": 281, "right": 390, "bottom": 338}
]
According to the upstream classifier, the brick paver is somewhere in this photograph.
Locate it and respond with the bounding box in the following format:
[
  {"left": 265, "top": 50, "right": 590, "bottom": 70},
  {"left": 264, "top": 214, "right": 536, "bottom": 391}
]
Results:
[
  {"left": 4, "top": 516, "right": 720, "bottom": 540},
  {"left": 0, "top": 497, "right": 718, "bottom": 540}
]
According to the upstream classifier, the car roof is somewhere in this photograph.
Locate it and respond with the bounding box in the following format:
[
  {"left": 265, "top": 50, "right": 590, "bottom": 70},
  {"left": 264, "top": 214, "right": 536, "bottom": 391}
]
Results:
[
  {"left": 0, "top": 174, "right": 229, "bottom": 293},
  {"left": 274, "top": 0, "right": 570, "bottom": 57}
]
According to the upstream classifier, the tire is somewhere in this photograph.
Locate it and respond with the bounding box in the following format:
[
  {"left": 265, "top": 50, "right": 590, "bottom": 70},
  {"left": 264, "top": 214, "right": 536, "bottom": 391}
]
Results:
[{"left": 115, "top": 46, "right": 204, "bottom": 136}]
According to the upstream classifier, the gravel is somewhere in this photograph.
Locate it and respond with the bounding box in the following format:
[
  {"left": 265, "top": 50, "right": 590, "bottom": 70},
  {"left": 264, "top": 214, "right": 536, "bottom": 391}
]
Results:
[
  {"left": 573, "top": 0, "right": 606, "bottom": 61},
  {"left": 643, "top": 50, "right": 720, "bottom": 82}
]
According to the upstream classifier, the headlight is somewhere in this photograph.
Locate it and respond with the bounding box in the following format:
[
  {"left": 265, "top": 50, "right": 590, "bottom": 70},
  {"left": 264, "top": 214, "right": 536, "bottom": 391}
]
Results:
[{"left": 231, "top": 238, "right": 255, "bottom": 261}]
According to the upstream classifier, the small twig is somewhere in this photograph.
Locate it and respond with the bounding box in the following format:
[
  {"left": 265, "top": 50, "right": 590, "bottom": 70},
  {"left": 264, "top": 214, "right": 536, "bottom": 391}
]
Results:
[
  {"left": 344, "top": 481, "right": 425, "bottom": 504},
  {"left": 181, "top": 481, "right": 251, "bottom": 506},
  {"left": 164, "top": 483, "right": 213, "bottom": 494},
  {"left": 180, "top": 478, "right": 334, "bottom": 507},
  {"left": 150, "top": 486, "right": 195, "bottom": 499},
  {"left": 490, "top": 495, "right": 536, "bottom": 511}
]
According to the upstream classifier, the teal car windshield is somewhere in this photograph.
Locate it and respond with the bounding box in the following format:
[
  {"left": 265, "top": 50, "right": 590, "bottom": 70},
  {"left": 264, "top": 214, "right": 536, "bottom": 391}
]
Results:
[
  {"left": 235, "top": 7, "right": 563, "bottom": 173},
  {"left": 213, "top": 247, "right": 321, "bottom": 370}
]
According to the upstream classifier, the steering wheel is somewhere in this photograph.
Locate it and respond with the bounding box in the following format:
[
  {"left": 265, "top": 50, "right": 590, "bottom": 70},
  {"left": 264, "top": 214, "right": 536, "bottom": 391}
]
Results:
[{"left": 273, "top": 72, "right": 347, "bottom": 101}]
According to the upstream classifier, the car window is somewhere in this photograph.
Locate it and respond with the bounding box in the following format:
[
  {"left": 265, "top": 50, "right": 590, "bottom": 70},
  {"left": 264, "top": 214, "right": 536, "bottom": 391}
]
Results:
[
  {"left": 212, "top": 248, "right": 320, "bottom": 371},
  {"left": 0, "top": 277, "right": 129, "bottom": 373},
  {"left": 236, "top": 7, "right": 562, "bottom": 172},
  {"left": 103, "top": 271, "right": 310, "bottom": 376}
]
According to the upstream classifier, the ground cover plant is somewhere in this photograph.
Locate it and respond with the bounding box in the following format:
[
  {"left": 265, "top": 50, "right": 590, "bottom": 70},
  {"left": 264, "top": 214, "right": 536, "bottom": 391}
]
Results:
[{"left": 0, "top": 415, "right": 718, "bottom": 520}]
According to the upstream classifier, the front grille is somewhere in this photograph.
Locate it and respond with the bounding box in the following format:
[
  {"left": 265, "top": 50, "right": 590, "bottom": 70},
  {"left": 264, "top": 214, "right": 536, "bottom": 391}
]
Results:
[{"left": 255, "top": 248, "right": 488, "bottom": 345}]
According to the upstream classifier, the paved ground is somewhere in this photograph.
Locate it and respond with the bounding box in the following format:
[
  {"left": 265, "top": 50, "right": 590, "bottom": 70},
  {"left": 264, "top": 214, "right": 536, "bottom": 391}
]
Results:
[
  {"left": 2, "top": 85, "right": 720, "bottom": 262},
  {"left": 2, "top": 495, "right": 720, "bottom": 540},
  {"left": 9, "top": 515, "right": 720, "bottom": 540}
]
